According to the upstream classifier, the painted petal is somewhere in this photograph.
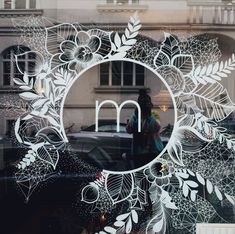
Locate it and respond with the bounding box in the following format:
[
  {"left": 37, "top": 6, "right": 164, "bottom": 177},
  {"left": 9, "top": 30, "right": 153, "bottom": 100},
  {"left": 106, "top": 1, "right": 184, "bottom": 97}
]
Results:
[
  {"left": 68, "top": 61, "right": 77, "bottom": 71},
  {"left": 90, "top": 54, "right": 103, "bottom": 64},
  {"left": 59, "top": 51, "right": 74, "bottom": 62},
  {"left": 76, "top": 31, "right": 90, "bottom": 45},
  {"left": 60, "top": 40, "right": 77, "bottom": 53},
  {"left": 45, "top": 23, "right": 78, "bottom": 55},
  {"left": 74, "top": 63, "right": 84, "bottom": 74},
  {"left": 87, "top": 36, "right": 101, "bottom": 53}
]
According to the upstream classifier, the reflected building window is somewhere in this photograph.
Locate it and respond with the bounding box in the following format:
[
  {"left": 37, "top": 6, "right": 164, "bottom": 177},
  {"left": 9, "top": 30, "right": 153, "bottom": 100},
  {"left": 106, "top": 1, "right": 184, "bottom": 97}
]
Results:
[
  {"left": 100, "top": 61, "right": 145, "bottom": 86},
  {"left": 2, "top": 0, "right": 36, "bottom": 9},
  {"left": 1, "top": 45, "right": 35, "bottom": 86},
  {"left": 106, "top": 0, "right": 139, "bottom": 4}
]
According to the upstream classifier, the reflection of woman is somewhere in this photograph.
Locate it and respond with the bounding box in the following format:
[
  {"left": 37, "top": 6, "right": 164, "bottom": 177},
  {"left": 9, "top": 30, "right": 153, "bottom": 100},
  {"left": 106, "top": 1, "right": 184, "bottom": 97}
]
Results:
[{"left": 127, "top": 89, "right": 164, "bottom": 163}]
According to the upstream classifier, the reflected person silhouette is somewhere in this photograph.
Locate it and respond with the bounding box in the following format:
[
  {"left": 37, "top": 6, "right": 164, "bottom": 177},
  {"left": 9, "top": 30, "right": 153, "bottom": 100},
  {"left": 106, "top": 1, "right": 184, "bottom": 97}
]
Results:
[{"left": 126, "top": 89, "right": 164, "bottom": 169}]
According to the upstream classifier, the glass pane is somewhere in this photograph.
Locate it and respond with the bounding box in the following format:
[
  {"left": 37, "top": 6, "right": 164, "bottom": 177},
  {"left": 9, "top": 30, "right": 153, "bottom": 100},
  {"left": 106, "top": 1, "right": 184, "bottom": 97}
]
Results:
[
  {"left": 100, "top": 62, "right": 109, "bottom": 86},
  {"left": 100, "top": 74, "right": 109, "bottom": 86},
  {"left": 100, "top": 62, "right": 109, "bottom": 73},
  {"left": 30, "top": 0, "right": 36, "bottom": 8},
  {"left": 123, "top": 62, "right": 133, "bottom": 86},
  {"left": 4, "top": 0, "right": 11, "bottom": 9},
  {"left": 3, "top": 62, "right": 10, "bottom": 74},
  {"left": 6, "top": 119, "right": 15, "bottom": 137},
  {"left": 136, "top": 64, "right": 145, "bottom": 86},
  {"left": 3, "top": 74, "right": 11, "bottom": 86},
  {"left": 28, "top": 52, "right": 36, "bottom": 59},
  {"left": 14, "top": 62, "right": 25, "bottom": 74},
  {"left": 112, "top": 61, "right": 121, "bottom": 86},
  {"left": 3, "top": 50, "right": 11, "bottom": 59},
  {"left": 117, "top": 0, "right": 128, "bottom": 4},
  {"left": 28, "top": 61, "right": 36, "bottom": 74},
  {"left": 15, "top": 0, "right": 26, "bottom": 9}
]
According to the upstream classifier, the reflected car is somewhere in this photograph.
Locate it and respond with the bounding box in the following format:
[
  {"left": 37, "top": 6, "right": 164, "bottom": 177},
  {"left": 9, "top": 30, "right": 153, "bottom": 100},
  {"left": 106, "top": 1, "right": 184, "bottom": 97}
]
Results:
[
  {"left": 67, "top": 120, "right": 169, "bottom": 161},
  {"left": 67, "top": 120, "right": 132, "bottom": 160}
]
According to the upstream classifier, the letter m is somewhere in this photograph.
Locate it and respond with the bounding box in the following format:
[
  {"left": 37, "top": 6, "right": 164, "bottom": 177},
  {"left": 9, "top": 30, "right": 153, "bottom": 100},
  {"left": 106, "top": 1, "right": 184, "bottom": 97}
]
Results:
[{"left": 95, "top": 100, "right": 141, "bottom": 132}]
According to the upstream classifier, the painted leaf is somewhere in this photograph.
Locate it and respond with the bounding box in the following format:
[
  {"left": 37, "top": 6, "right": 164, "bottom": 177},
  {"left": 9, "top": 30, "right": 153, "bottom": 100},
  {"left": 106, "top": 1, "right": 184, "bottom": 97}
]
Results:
[
  {"left": 185, "top": 181, "right": 198, "bottom": 188},
  {"left": 129, "top": 31, "right": 138, "bottom": 39},
  {"left": 191, "top": 82, "right": 235, "bottom": 121},
  {"left": 125, "top": 217, "right": 132, "bottom": 234},
  {"left": 154, "top": 51, "right": 170, "bottom": 68},
  {"left": 165, "top": 201, "right": 178, "bottom": 210},
  {"left": 190, "top": 190, "right": 198, "bottom": 201},
  {"left": 104, "top": 226, "right": 116, "bottom": 234},
  {"left": 114, "top": 221, "right": 125, "bottom": 227},
  {"left": 110, "top": 52, "right": 127, "bottom": 59},
  {"left": 183, "top": 75, "right": 197, "bottom": 93},
  {"left": 176, "top": 94, "right": 202, "bottom": 115},
  {"left": 167, "top": 139, "right": 184, "bottom": 166},
  {"left": 15, "top": 118, "right": 23, "bottom": 143},
  {"left": 183, "top": 183, "right": 189, "bottom": 197},
  {"left": 32, "top": 98, "right": 48, "bottom": 109},
  {"left": 81, "top": 184, "right": 99, "bottom": 204},
  {"left": 179, "top": 126, "right": 212, "bottom": 152},
  {"left": 196, "top": 173, "right": 205, "bottom": 185},
  {"left": 46, "top": 116, "right": 60, "bottom": 127},
  {"left": 225, "top": 194, "right": 235, "bottom": 205},
  {"left": 13, "top": 78, "right": 25, "bottom": 86},
  {"left": 114, "top": 32, "right": 121, "bottom": 48},
  {"left": 118, "top": 45, "right": 132, "bottom": 52},
  {"left": 19, "top": 92, "right": 40, "bottom": 101},
  {"left": 106, "top": 173, "right": 134, "bottom": 204},
  {"left": 37, "top": 127, "right": 65, "bottom": 148},
  {"left": 187, "top": 169, "right": 195, "bottom": 176},
  {"left": 214, "top": 186, "right": 223, "bottom": 201},
  {"left": 36, "top": 145, "right": 59, "bottom": 169},
  {"left": 137, "top": 187, "right": 147, "bottom": 204},
  {"left": 131, "top": 210, "right": 138, "bottom": 224},
  {"left": 153, "top": 217, "right": 164, "bottom": 232},
  {"left": 206, "top": 179, "right": 213, "bottom": 194},
  {"left": 161, "top": 33, "right": 180, "bottom": 61},
  {"left": 19, "top": 86, "right": 32, "bottom": 91},
  {"left": 172, "top": 54, "right": 194, "bottom": 75},
  {"left": 123, "top": 39, "right": 137, "bottom": 46},
  {"left": 176, "top": 172, "right": 189, "bottom": 179}
]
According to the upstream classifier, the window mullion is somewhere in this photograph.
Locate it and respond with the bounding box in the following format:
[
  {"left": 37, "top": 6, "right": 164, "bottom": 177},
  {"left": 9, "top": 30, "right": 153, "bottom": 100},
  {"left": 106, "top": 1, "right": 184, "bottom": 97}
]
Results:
[
  {"left": 133, "top": 63, "right": 136, "bottom": 86},
  {"left": 26, "top": 0, "right": 30, "bottom": 9},
  {"left": 11, "top": 0, "right": 16, "bottom": 9},
  {"left": 26, "top": 53, "right": 28, "bottom": 77},
  {"left": 121, "top": 61, "right": 124, "bottom": 86},
  {"left": 109, "top": 62, "right": 112, "bottom": 86},
  {"left": 10, "top": 51, "right": 14, "bottom": 85}
]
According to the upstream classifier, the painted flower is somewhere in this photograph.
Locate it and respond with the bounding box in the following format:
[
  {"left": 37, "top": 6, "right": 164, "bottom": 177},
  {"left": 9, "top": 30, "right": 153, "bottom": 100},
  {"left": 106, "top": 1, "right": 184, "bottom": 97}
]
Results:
[
  {"left": 58, "top": 31, "right": 102, "bottom": 72},
  {"left": 157, "top": 65, "right": 185, "bottom": 97},
  {"left": 144, "top": 160, "right": 174, "bottom": 187}
]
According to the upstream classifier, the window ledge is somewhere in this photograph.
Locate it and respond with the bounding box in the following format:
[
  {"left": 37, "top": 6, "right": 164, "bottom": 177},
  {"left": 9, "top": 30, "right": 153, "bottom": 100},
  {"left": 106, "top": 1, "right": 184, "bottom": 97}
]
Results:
[
  {"left": 0, "top": 9, "right": 43, "bottom": 17},
  {"left": 0, "top": 86, "right": 21, "bottom": 93},
  {"left": 96, "top": 4, "right": 148, "bottom": 12},
  {"left": 94, "top": 86, "right": 149, "bottom": 93}
]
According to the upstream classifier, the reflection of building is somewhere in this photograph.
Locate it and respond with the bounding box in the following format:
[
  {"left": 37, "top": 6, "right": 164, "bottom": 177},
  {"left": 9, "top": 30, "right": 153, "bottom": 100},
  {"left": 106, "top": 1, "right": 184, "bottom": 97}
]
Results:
[
  {"left": 0, "top": 0, "right": 235, "bottom": 136},
  {"left": 63, "top": 61, "right": 175, "bottom": 132}
]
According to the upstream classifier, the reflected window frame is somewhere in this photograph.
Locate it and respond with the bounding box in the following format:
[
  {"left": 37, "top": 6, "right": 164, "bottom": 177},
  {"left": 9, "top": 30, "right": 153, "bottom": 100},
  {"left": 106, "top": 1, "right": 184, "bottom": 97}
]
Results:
[
  {"left": 99, "top": 61, "right": 145, "bottom": 87},
  {"left": 1, "top": 45, "right": 35, "bottom": 86}
]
